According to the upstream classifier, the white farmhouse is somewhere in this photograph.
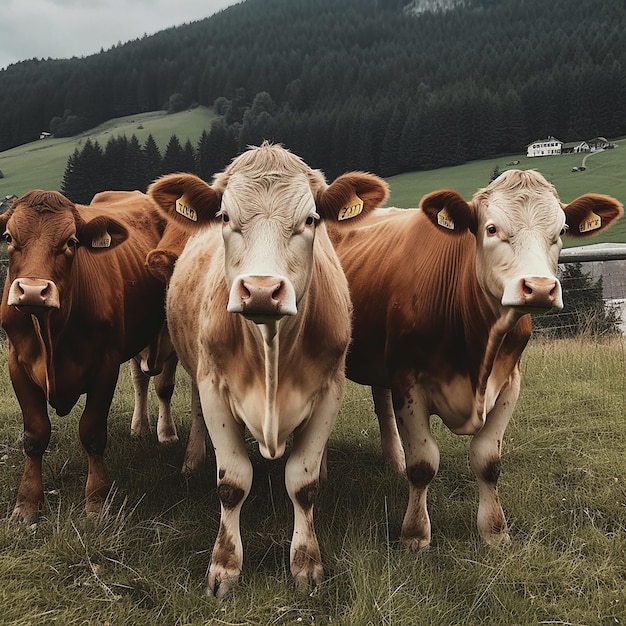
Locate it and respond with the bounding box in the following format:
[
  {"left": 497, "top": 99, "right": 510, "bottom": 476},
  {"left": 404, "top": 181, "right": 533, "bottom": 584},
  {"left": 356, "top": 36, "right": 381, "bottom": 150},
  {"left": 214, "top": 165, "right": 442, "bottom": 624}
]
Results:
[{"left": 527, "top": 136, "right": 562, "bottom": 157}]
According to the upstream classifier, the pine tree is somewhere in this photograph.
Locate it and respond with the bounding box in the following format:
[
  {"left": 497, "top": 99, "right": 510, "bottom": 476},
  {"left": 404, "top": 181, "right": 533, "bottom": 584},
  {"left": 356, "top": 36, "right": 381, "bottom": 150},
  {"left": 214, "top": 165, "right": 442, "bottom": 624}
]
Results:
[{"left": 142, "top": 135, "right": 163, "bottom": 186}]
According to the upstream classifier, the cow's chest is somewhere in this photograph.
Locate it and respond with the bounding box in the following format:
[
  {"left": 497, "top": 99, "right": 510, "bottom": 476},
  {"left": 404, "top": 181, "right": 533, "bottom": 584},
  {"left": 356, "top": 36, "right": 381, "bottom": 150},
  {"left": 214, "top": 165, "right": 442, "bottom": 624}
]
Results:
[{"left": 231, "top": 381, "right": 313, "bottom": 433}]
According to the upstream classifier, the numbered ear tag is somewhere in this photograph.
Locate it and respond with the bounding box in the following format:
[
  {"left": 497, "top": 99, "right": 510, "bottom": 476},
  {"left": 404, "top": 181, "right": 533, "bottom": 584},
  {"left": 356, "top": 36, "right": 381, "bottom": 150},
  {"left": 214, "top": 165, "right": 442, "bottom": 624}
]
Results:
[
  {"left": 579, "top": 210, "right": 601, "bottom": 233},
  {"left": 92, "top": 232, "right": 111, "bottom": 248},
  {"left": 338, "top": 192, "right": 364, "bottom": 221},
  {"left": 437, "top": 208, "right": 454, "bottom": 230},
  {"left": 176, "top": 194, "right": 197, "bottom": 222}
]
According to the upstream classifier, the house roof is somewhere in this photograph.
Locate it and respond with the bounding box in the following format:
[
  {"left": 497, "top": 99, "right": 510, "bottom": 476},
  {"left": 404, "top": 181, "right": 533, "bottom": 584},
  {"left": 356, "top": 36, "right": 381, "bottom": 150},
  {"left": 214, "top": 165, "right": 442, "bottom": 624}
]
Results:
[{"left": 527, "top": 136, "right": 562, "bottom": 147}]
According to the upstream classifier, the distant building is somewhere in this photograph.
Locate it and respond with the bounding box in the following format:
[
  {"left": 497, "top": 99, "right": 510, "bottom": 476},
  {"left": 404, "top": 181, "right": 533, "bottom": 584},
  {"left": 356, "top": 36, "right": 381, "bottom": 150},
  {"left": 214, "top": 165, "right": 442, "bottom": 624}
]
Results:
[
  {"left": 527, "top": 136, "right": 562, "bottom": 157},
  {"left": 587, "top": 136, "right": 612, "bottom": 151},
  {"left": 39, "top": 132, "right": 52, "bottom": 140},
  {"left": 561, "top": 140, "right": 590, "bottom": 154}
]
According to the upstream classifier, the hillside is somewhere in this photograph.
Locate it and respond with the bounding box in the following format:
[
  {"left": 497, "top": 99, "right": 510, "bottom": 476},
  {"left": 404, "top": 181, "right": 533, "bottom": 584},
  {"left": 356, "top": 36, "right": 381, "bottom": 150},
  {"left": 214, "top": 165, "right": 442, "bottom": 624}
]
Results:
[
  {"left": 1, "top": 0, "right": 624, "bottom": 179},
  {"left": 0, "top": 107, "right": 216, "bottom": 197},
  {"left": 2, "top": 107, "right": 624, "bottom": 245}
]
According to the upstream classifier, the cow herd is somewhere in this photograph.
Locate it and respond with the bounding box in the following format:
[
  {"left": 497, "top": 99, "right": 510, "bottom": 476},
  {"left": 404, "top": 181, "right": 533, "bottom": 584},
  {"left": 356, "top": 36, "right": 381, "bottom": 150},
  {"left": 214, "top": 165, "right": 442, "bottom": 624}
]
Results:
[{"left": 1, "top": 143, "right": 623, "bottom": 597}]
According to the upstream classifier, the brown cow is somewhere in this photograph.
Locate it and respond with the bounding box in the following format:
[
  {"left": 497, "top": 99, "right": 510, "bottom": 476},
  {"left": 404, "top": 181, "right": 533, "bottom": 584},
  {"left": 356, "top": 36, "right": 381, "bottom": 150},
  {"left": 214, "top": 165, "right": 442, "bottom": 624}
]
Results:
[
  {"left": 329, "top": 169, "right": 623, "bottom": 549},
  {"left": 148, "top": 143, "right": 387, "bottom": 597},
  {"left": 1, "top": 189, "right": 167, "bottom": 522}
]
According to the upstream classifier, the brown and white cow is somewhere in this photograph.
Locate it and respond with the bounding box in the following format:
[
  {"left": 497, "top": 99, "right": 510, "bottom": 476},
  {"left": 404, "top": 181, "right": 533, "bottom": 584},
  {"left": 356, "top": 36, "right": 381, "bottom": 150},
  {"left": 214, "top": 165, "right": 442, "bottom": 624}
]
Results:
[
  {"left": 148, "top": 143, "right": 387, "bottom": 597},
  {"left": 1, "top": 189, "right": 168, "bottom": 523},
  {"left": 329, "top": 169, "right": 622, "bottom": 549}
]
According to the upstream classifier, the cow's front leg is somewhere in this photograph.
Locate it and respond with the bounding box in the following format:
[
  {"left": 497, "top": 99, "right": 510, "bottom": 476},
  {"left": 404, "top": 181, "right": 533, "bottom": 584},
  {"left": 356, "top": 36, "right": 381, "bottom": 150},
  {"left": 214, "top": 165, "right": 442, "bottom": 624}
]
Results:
[
  {"left": 371, "top": 386, "right": 405, "bottom": 473},
  {"left": 80, "top": 366, "right": 119, "bottom": 515},
  {"left": 199, "top": 380, "right": 251, "bottom": 599},
  {"left": 392, "top": 381, "right": 439, "bottom": 550},
  {"left": 129, "top": 356, "right": 151, "bottom": 438},
  {"left": 9, "top": 355, "right": 51, "bottom": 523},
  {"left": 154, "top": 355, "right": 178, "bottom": 444},
  {"left": 286, "top": 381, "right": 342, "bottom": 590},
  {"left": 469, "top": 370, "right": 520, "bottom": 546}
]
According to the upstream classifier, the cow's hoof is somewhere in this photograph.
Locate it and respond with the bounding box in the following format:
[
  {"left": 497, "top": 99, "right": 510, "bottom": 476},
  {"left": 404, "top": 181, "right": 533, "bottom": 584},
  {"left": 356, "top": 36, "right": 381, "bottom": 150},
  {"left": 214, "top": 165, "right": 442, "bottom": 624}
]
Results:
[
  {"left": 157, "top": 433, "right": 179, "bottom": 445},
  {"left": 400, "top": 534, "right": 431, "bottom": 551},
  {"left": 482, "top": 530, "right": 511, "bottom": 547},
  {"left": 10, "top": 504, "right": 39, "bottom": 526},
  {"left": 205, "top": 566, "right": 240, "bottom": 600}
]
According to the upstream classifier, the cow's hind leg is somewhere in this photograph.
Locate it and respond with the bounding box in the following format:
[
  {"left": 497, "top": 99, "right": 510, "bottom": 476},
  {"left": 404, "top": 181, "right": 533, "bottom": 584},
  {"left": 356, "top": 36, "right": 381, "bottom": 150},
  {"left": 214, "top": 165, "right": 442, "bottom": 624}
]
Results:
[
  {"left": 469, "top": 372, "right": 520, "bottom": 546},
  {"left": 392, "top": 382, "right": 439, "bottom": 550},
  {"left": 155, "top": 355, "right": 178, "bottom": 444},
  {"left": 129, "top": 356, "right": 151, "bottom": 438},
  {"left": 372, "top": 386, "right": 405, "bottom": 473}
]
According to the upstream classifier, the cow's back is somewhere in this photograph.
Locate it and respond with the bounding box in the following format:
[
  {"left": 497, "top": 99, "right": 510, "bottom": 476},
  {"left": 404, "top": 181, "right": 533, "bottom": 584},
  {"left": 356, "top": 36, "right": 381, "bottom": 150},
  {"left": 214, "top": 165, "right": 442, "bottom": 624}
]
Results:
[{"left": 330, "top": 208, "right": 489, "bottom": 388}]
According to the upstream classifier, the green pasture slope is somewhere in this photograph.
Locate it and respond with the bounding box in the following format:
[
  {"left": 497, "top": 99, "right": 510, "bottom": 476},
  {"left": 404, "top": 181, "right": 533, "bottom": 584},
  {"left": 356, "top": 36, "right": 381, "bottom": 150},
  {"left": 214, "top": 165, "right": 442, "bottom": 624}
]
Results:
[
  {"left": 1, "top": 110, "right": 625, "bottom": 244},
  {"left": 0, "top": 106, "right": 216, "bottom": 197}
]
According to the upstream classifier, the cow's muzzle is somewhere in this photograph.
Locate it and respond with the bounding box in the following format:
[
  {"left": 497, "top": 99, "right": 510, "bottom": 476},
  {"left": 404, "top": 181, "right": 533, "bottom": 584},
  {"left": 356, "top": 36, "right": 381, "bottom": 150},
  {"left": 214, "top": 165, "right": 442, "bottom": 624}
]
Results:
[
  {"left": 7, "top": 277, "right": 61, "bottom": 312},
  {"left": 227, "top": 274, "right": 297, "bottom": 322},
  {"left": 502, "top": 276, "right": 563, "bottom": 313}
]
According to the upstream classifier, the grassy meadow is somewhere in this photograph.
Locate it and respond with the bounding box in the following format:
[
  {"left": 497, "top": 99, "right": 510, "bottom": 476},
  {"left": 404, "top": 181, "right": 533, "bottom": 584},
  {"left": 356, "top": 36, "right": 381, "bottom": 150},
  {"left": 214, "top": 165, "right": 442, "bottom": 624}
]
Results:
[{"left": 0, "top": 334, "right": 624, "bottom": 625}]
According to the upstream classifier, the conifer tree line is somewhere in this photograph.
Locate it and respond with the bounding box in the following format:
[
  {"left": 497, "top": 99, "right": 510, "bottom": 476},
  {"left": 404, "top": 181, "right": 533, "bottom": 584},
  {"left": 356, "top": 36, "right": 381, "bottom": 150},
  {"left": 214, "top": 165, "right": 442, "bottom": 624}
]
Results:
[{"left": 3, "top": 0, "right": 626, "bottom": 180}]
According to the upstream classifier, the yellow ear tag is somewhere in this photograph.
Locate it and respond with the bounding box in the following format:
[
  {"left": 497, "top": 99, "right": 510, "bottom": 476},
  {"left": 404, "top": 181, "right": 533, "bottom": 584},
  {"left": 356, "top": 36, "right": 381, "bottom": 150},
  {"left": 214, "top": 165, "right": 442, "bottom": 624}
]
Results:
[
  {"left": 579, "top": 210, "right": 601, "bottom": 233},
  {"left": 338, "top": 193, "right": 364, "bottom": 221},
  {"left": 92, "top": 232, "right": 111, "bottom": 248},
  {"left": 437, "top": 208, "right": 455, "bottom": 230},
  {"left": 175, "top": 194, "right": 197, "bottom": 222}
]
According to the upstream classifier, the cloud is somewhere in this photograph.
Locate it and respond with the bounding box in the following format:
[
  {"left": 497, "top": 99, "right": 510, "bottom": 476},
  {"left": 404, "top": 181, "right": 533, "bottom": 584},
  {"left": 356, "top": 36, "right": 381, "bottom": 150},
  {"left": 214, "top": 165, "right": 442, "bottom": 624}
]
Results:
[{"left": 0, "top": 0, "right": 239, "bottom": 70}]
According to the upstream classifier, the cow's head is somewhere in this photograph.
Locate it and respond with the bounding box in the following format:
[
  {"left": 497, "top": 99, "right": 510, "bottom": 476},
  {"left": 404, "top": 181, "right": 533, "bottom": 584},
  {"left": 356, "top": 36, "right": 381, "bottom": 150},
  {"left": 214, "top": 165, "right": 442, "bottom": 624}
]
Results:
[
  {"left": 1, "top": 190, "right": 128, "bottom": 317},
  {"left": 420, "top": 169, "right": 623, "bottom": 315},
  {"left": 148, "top": 142, "right": 388, "bottom": 323}
]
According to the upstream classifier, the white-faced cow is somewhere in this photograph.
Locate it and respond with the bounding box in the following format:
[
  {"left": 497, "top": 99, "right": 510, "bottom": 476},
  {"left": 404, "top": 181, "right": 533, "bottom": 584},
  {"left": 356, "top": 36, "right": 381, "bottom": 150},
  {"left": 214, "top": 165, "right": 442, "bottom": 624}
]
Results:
[
  {"left": 148, "top": 142, "right": 387, "bottom": 597},
  {"left": 329, "top": 169, "right": 622, "bottom": 549},
  {"left": 1, "top": 189, "right": 168, "bottom": 522}
]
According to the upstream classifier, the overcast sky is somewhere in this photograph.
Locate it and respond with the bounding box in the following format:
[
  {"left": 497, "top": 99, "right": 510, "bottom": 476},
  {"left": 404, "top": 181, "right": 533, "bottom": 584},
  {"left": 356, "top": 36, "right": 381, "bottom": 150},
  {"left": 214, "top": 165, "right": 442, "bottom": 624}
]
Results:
[{"left": 0, "top": 0, "right": 241, "bottom": 71}]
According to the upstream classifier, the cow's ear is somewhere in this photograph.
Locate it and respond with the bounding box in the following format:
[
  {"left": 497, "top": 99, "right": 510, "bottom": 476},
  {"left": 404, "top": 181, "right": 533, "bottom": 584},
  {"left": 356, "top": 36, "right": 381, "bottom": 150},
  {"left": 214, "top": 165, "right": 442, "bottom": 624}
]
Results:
[
  {"left": 420, "top": 189, "right": 477, "bottom": 234},
  {"left": 146, "top": 248, "right": 178, "bottom": 284},
  {"left": 562, "top": 193, "right": 623, "bottom": 238},
  {"left": 148, "top": 173, "right": 221, "bottom": 231},
  {"left": 317, "top": 172, "right": 389, "bottom": 224},
  {"left": 77, "top": 216, "right": 128, "bottom": 251}
]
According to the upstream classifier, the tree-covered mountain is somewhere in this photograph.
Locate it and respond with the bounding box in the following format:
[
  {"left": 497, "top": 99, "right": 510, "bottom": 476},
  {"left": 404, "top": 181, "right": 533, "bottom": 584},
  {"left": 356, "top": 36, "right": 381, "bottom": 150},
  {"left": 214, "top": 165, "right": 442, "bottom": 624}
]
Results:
[{"left": 1, "top": 0, "right": 624, "bottom": 178}]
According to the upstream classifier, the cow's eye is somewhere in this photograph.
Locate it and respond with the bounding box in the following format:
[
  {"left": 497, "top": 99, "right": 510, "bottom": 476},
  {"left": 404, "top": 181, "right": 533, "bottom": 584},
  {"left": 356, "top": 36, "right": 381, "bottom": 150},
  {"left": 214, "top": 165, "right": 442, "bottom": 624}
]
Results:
[
  {"left": 67, "top": 237, "right": 78, "bottom": 250},
  {"left": 305, "top": 215, "right": 318, "bottom": 227},
  {"left": 559, "top": 226, "right": 568, "bottom": 236},
  {"left": 221, "top": 211, "right": 230, "bottom": 224},
  {"left": 3, "top": 232, "right": 12, "bottom": 245},
  {"left": 486, "top": 224, "right": 498, "bottom": 236}
]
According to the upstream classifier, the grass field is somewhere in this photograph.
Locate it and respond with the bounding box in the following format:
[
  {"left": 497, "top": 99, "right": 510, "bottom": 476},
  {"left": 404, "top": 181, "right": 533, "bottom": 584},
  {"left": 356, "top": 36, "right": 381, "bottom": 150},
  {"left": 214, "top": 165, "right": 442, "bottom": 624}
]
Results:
[
  {"left": 0, "top": 335, "right": 624, "bottom": 625},
  {"left": 1, "top": 108, "right": 625, "bottom": 244}
]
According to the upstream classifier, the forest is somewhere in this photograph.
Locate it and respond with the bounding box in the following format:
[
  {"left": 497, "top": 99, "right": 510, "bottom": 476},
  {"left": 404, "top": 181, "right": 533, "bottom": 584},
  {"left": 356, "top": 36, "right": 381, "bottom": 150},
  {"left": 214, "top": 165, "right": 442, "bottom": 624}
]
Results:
[{"left": 1, "top": 0, "right": 625, "bottom": 182}]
